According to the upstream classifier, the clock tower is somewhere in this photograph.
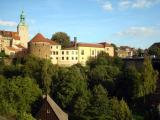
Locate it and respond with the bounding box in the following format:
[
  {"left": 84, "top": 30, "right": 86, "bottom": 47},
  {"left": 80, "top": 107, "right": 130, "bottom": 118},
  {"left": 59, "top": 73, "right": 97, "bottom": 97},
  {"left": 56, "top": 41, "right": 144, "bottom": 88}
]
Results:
[{"left": 17, "top": 11, "right": 29, "bottom": 48}]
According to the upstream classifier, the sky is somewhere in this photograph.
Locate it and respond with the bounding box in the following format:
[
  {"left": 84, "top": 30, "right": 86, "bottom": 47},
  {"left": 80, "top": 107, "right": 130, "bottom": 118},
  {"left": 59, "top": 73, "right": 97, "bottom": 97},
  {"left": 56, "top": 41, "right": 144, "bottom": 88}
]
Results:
[{"left": 0, "top": 0, "right": 160, "bottom": 49}]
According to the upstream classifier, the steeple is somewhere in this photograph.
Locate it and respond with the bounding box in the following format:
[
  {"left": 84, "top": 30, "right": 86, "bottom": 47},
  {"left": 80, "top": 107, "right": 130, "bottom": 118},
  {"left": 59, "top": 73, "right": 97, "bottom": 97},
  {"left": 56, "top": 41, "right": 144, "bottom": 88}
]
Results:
[
  {"left": 17, "top": 10, "right": 29, "bottom": 48},
  {"left": 19, "top": 11, "right": 25, "bottom": 25}
]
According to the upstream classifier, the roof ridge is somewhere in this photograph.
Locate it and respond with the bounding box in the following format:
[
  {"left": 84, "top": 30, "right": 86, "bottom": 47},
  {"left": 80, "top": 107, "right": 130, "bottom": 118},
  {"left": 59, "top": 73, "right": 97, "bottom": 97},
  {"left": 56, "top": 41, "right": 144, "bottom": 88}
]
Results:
[{"left": 46, "top": 95, "right": 68, "bottom": 120}]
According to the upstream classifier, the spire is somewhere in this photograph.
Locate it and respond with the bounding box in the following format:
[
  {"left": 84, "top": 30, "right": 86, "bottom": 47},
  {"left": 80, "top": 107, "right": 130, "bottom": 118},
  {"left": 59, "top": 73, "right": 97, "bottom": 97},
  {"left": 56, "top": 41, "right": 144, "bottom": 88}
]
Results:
[{"left": 19, "top": 10, "right": 25, "bottom": 25}]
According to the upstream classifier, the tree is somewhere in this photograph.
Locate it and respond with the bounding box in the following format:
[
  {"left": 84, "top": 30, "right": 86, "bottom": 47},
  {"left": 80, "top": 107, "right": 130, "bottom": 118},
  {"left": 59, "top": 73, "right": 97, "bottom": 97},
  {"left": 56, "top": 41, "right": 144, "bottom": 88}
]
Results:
[
  {"left": 0, "top": 76, "right": 42, "bottom": 117},
  {"left": 109, "top": 98, "right": 132, "bottom": 120},
  {"left": 52, "top": 66, "right": 90, "bottom": 112},
  {"left": 86, "top": 84, "right": 110, "bottom": 120},
  {"left": 138, "top": 56, "right": 158, "bottom": 97},
  {"left": 148, "top": 45, "right": 160, "bottom": 57},
  {"left": 51, "top": 32, "right": 70, "bottom": 48}
]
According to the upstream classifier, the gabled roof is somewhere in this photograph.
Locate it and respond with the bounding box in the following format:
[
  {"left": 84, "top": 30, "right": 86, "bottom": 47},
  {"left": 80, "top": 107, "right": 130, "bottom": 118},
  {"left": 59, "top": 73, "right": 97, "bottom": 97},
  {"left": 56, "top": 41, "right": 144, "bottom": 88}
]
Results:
[
  {"left": 45, "top": 95, "right": 68, "bottom": 120},
  {"left": 29, "top": 33, "right": 59, "bottom": 45},
  {"left": 0, "top": 30, "right": 20, "bottom": 40}
]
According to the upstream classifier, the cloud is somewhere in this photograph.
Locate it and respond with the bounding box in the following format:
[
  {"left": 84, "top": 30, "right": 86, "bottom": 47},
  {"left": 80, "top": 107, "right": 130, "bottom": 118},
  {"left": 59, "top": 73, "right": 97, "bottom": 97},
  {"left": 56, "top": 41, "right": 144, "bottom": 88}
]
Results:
[
  {"left": 116, "top": 26, "right": 160, "bottom": 38},
  {"left": 0, "top": 20, "right": 17, "bottom": 27},
  {"left": 95, "top": 0, "right": 113, "bottom": 11},
  {"left": 102, "top": 2, "right": 113, "bottom": 11},
  {"left": 119, "top": 0, "right": 160, "bottom": 9}
]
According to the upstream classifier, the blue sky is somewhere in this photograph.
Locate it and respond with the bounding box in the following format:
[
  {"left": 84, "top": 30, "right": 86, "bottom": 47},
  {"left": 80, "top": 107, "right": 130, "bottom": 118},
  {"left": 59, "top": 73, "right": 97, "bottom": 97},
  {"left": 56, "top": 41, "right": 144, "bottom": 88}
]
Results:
[{"left": 0, "top": 0, "right": 160, "bottom": 49}]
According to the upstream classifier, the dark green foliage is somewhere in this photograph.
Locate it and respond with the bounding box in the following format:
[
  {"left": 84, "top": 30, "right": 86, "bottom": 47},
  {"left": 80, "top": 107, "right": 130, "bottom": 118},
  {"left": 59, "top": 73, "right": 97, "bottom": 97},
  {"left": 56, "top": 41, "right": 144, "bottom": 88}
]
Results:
[
  {"left": 148, "top": 45, "right": 160, "bottom": 57},
  {"left": 51, "top": 32, "right": 70, "bottom": 48}
]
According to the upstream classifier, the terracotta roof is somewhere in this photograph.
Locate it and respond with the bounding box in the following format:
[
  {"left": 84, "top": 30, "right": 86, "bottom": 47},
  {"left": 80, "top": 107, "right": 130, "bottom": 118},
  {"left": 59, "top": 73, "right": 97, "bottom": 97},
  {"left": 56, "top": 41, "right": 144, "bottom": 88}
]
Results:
[
  {"left": 45, "top": 95, "right": 68, "bottom": 120},
  {"left": 6, "top": 46, "right": 17, "bottom": 51},
  {"left": 15, "top": 44, "right": 25, "bottom": 49},
  {"left": 62, "top": 47, "right": 77, "bottom": 50},
  {"left": 77, "top": 42, "right": 112, "bottom": 48},
  {"left": 47, "top": 39, "right": 59, "bottom": 45},
  {"left": 30, "top": 33, "right": 59, "bottom": 45},
  {"left": 0, "top": 30, "right": 20, "bottom": 40}
]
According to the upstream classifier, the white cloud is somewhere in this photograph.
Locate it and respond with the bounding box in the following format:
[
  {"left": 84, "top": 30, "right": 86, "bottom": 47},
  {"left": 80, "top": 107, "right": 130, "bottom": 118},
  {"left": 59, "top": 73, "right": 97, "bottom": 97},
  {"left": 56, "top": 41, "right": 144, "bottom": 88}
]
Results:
[
  {"left": 0, "top": 20, "right": 17, "bottom": 27},
  {"left": 119, "top": 0, "right": 132, "bottom": 9},
  {"left": 119, "top": 0, "right": 160, "bottom": 9},
  {"left": 102, "top": 2, "right": 113, "bottom": 11},
  {"left": 117, "top": 26, "right": 160, "bottom": 38}
]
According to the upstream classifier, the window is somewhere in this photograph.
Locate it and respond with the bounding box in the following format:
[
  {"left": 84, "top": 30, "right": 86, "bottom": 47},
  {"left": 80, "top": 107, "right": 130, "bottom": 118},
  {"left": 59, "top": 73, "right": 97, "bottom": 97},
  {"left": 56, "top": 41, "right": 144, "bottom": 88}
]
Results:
[
  {"left": 76, "top": 57, "right": 78, "bottom": 60},
  {"left": 66, "top": 51, "right": 69, "bottom": 55},
  {"left": 56, "top": 51, "right": 58, "bottom": 55},
  {"left": 72, "top": 51, "right": 74, "bottom": 55},
  {"left": 72, "top": 57, "right": 74, "bottom": 60},
  {"left": 62, "top": 51, "right": 64, "bottom": 55},
  {"left": 81, "top": 50, "right": 84, "bottom": 55},
  {"left": 56, "top": 57, "right": 58, "bottom": 60},
  {"left": 56, "top": 46, "right": 58, "bottom": 49},
  {"left": 51, "top": 46, "right": 52, "bottom": 49},
  {"left": 106, "top": 48, "right": 109, "bottom": 51},
  {"left": 62, "top": 57, "right": 64, "bottom": 60},
  {"left": 47, "top": 109, "right": 50, "bottom": 114},
  {"left": 66, "top": 57, "right": 69, "bottom": 60},
  {"left": 53, "top": 51, "right": 55, "bottom": 55},
  {"left": 92, "top": 50, "right": 94, "bottom": 55}
]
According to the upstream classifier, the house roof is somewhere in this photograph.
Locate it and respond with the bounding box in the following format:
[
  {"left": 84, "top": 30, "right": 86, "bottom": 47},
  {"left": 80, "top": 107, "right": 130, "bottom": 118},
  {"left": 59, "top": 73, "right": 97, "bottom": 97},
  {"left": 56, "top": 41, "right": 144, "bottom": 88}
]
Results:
[
  {"left": 45, "top": 95, "right": 68, "bottom": 120},
  {"left": 77, "top": 42, "right": 112, "bottom": 48},
  {"left": 0, "top": 30, "right": 20, "bottom": 40},
  {"left": 6, "top": 46, "right": 17, "bottom": 51},
  {"left": 30, "top": 33, "right": 59, "bottom": 45},
  {"left": 15, "top": 44, "right": 25, "bottom": 49}
]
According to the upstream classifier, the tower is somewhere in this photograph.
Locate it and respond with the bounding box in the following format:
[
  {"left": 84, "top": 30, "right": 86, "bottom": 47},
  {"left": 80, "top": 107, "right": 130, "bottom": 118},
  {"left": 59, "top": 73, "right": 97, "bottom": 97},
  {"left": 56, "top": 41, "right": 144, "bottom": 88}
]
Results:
[{"left": 17, "top": 11, "right": 29, "bottom": 48}]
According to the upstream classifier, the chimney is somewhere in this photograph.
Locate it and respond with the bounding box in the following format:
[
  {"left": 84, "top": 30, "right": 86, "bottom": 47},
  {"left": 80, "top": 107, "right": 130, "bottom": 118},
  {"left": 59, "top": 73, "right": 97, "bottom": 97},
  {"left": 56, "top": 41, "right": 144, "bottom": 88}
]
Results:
[{"left": 74, "top": 37, "right": 77, "bottom": 49}]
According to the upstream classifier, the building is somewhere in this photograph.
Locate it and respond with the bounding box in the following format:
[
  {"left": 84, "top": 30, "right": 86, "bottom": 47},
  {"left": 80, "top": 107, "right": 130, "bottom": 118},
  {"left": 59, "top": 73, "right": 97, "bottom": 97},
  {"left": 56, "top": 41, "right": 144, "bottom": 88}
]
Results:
[
  {"left": 28, "top": 33, "right": 114, "bottom": 66},
  {"left": 0, "top": 11, "right": 29, "bottom": 57},
  {"left": 117, "top": 46, "right": 135, "bottom": 58},
  {"left": 36, "top": 95, "right": 68, "bottom": 120}
]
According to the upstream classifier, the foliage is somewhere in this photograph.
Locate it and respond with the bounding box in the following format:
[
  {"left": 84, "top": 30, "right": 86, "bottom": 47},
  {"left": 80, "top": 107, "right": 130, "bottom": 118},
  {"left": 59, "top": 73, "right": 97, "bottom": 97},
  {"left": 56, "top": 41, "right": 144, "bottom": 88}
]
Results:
[
  {"left": 51, "top": 32, "right": 70, "bottom": 48},
  {"left": 148, "top": 45, "right": 160, "bottom": 57},
  {"left": 0, "top": 76, "right": 41, "bottom": 117}
]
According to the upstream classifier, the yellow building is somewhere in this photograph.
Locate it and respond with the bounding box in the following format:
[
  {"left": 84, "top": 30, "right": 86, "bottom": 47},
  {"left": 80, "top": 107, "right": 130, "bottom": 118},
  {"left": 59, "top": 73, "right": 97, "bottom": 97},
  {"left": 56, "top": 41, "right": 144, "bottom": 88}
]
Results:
[
  {"left": 0, "top": 11, "right": 29, "bottom": 57},
  {"left": 29, "top": 33, "right": 114, "bottom": 66}
]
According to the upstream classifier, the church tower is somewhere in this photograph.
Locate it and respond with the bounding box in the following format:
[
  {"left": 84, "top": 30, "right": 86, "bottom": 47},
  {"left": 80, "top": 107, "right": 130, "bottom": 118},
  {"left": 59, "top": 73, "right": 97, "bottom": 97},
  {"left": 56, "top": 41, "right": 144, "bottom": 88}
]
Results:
[{"left": 17, "top": 11, "right": 29, "bottom": 48}]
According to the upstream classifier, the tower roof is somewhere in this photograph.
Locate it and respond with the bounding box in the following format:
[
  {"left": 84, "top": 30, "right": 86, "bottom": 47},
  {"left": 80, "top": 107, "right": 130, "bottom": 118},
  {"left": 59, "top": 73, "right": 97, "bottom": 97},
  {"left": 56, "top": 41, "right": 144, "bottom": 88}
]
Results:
[
  {"left": 29, "top": 33, "right": 59, "bottom": 45},
  {"left": 19, "top": 10, "right": 25, "bottom": 25}
]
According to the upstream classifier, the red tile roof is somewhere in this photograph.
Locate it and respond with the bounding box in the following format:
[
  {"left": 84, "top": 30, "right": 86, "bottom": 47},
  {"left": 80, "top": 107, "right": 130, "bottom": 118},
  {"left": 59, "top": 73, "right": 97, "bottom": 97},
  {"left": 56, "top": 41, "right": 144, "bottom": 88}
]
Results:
[
  {"left": 15, "top": 44, "right": 25, "bottom": 49},
  {"left": 30, "top": 33, "right": 59, "bottom": 45},
  {"left": 0, "top": 30, "right": 20, "bottom": 40},
  {"left": 77, "top": 42, "right": 112, "bottom": 48},
  {"left": 6, "top": 46, "right": 17, "bottom": 51}
]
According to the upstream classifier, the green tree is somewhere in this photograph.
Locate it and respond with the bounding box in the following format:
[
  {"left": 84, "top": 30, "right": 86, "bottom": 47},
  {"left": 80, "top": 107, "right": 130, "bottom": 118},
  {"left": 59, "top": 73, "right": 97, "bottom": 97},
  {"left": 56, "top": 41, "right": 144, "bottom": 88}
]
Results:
[
  {"left": 148, "top": 45, "right": 160, "bottom": 57},
  {"left": 0, "top": 76, "right": 42, "bottom": 117},
  {"left": 109, "top": 98, "right": 132, "bottom": 120},
  {"left": 86, "top": 84, "right": 110, "bottom": 120},
  {"left": 138, "top": 56, "right": 158, "bottom": 97},
  {"left": 51, "top": 32, "right": 70, "bottom": 48}
]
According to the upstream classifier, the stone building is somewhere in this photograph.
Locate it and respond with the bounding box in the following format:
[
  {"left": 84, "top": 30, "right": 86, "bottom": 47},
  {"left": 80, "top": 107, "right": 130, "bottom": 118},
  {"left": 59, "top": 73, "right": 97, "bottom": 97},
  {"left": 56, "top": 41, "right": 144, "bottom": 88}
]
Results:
[
  {"left": 28, "top": 33, "right": 114, "bottom": 66},
  {"left": 0, "top": 11, "right": 29, "bottom": 57}
]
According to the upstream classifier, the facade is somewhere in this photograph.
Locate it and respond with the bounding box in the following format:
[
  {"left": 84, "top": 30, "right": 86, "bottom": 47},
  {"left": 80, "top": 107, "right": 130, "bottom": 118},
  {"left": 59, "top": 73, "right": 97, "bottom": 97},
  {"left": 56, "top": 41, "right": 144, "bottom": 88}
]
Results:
[
  {"left": 117, "top": 46, "right": 134, "bottom": 58},
  {"left": 28, "top": 33, "right": 114, "bottom": 66},
  {"left": 36, "top": 95, "right": 68, "bottom": 120},
  {"left": 0, "top": 11, "right": 29, "bottom": 57}
]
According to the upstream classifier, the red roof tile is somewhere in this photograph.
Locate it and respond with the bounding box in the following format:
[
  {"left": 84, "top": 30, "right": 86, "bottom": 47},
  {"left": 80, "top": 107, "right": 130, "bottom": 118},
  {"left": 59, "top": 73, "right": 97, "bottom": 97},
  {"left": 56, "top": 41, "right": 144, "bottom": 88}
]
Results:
[
  {"left": 0, "top": 30, "right": 20, "bottom": 40},
  {"left": 30, "top": 33, "right": 59, "bottom": 45},
  {"left": 77, "top": 42, "right": 112, "bottom": 48},
  {"left": 6, "top": 46, "right": 17, "bottom": 51}
]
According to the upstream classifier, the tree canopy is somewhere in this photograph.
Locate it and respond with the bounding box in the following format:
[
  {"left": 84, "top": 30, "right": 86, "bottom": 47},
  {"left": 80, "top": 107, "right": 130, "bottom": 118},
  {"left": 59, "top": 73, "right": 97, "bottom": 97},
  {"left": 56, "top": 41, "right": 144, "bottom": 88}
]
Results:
[{"left": 51, "top": 32, "right": 70, "bottom": 48}]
